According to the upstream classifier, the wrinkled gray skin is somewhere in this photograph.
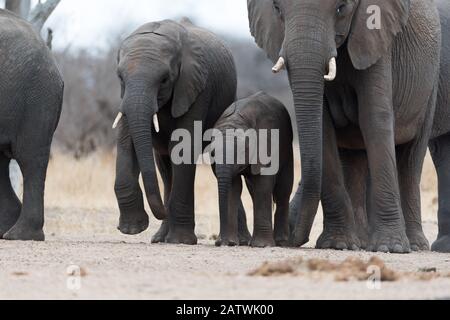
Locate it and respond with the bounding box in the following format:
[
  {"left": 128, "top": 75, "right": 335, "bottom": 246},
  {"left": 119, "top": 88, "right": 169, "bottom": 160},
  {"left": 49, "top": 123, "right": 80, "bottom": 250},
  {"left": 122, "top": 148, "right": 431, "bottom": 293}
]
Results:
[
  {"left": 115, "top": 19, "right": 251, "bottom": 245},
  {"left": 345, "top": 0, "right": 450, "bottom": 253},
  {"left": 342, "top": 0, "right": 450, "bottom": 253},
  {"left": 0, "top": 10, "right": 64, "bottom": 241},
  {"left": 429, "top": 0, "right": 450, "bottom": 253},
  {"left": 248, "top": 0, "right": 442, "bottom": 253},
  {"left": 214, "top": 92, "right": 294, "bottom": 248}
]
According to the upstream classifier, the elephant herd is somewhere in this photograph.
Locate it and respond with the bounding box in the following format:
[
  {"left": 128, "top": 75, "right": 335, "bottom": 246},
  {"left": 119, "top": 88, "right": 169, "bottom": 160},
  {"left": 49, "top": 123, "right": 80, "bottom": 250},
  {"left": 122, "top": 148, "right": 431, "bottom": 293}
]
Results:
[{"left": 0, "top": 0, "right": 449, "bottom": 255}]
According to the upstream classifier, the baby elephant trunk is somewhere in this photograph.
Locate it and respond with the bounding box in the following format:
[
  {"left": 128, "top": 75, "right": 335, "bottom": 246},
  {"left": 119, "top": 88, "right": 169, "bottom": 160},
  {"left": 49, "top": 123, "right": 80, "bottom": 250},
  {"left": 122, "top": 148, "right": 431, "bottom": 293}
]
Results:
[{"left": 216, "top": 164, "right": 235, "bottom": 244}]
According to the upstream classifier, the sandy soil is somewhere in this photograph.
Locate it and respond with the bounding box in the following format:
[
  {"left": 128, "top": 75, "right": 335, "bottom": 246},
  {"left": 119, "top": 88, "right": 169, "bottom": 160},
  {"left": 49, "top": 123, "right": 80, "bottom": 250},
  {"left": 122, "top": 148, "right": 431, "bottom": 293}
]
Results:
[
  {"left": 1, "top": 153, "right": 449, "bottom": 300},
  {"left": 0, "top": 208, "right": 449, "bottom": 300}
]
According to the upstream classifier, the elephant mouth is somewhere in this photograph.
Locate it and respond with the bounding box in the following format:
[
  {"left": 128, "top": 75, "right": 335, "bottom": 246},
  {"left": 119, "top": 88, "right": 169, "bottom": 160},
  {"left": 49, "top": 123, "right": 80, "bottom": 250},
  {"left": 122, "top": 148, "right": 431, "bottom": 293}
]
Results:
[
  {"left": 112, "top": 112, "right": 160, "bottom": 134},
  {"left": 272, "top": 56, "right": 337, "bottom": 82}
]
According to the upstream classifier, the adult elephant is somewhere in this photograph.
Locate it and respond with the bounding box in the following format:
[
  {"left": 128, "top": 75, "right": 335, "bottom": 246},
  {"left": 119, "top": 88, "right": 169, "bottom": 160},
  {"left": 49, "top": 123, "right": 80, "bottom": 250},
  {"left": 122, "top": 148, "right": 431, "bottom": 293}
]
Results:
[
  {"left": 114, "top": 19, "right": 251, "bottom": 245},
  {"left": 248, "top": 0, "right": 442, "bottom": 253},
  {"left": 0, "top": 9, "right": 64, "bottom": 241},
  {"left": 428, "top": 0, "right": 450, "bottom": 252}
]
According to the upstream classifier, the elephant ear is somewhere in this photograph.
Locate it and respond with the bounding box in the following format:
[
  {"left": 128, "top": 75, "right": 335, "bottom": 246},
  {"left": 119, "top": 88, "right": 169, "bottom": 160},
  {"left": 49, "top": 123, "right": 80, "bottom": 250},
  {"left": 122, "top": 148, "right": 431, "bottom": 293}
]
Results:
[
  {"left": 220, "top": 103, "right": 237, "bottom": 120},
  {"left": 248, "top": 0, "right": 285, "bottom": 63},
  {"left": 171, "top": 27, "right": 209, "bottom": 118},
  {"left": 348, "top": 0, "right": 411, "bottom": 70}
]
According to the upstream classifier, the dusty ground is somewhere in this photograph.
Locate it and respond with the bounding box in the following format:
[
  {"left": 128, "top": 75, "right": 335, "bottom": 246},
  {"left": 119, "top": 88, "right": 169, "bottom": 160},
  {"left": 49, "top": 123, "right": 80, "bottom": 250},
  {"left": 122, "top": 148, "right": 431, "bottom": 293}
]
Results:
[{"left": 0, "top": 153, "right": 449, "bottom": 300}]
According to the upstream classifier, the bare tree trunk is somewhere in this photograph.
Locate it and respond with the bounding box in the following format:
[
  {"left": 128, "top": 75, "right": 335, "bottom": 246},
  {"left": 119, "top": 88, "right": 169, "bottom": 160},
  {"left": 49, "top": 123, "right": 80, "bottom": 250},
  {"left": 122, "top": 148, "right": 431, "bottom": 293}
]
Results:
[
  {"left": 5, "top": 0, "right": 31, "bottom": 18},
  {"left": 29, "top": 0, "right": 61, "bottom": 32},
  {"left": 4, "top": 0, "right": 61, "bottom": 46}
]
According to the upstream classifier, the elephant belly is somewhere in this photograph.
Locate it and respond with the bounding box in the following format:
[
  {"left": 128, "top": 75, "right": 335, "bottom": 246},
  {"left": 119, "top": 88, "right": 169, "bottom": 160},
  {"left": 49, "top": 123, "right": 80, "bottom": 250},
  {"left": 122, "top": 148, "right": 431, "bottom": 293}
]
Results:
[{"left": 336, "top": 122, "right": 425, "bottom": 151}]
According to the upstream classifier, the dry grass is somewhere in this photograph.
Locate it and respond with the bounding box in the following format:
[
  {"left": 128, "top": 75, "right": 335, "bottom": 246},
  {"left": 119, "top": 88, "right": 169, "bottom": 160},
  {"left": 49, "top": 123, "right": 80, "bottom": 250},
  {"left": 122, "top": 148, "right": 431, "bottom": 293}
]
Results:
[{"left": 46, "top": 152, "right": 117, "bottom": 209}]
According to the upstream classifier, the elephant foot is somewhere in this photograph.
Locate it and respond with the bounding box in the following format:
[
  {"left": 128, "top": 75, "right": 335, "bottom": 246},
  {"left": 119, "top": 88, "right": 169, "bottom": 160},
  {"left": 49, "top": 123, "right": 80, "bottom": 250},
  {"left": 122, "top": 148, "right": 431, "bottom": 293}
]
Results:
[
  {"left": 151, "top": 220, "right": 169, "bottom": 243},
  {"left": 238, "top": 229, "right": 251, "bottom": 246},
  {"left": 355, "top": 226, "right": 369, "bottom": 250},
  {"left": 275, "top": 239, "right": 290, "bottom": 247},
  {"left": 118, "top": 209, "right": 149, "bottom": 235},
  {"left": 215, "top": 235, "right": 239, "bottom": 247},
  {"left": 250, "top": 233, "right": 275, "bottom": 248},
  {"left": 407, "top": 229, "right": 430, "bottom": 251},
  {"left": 274, "top": 232, "right": 289, "bottom": 247},
  {"left": 289, "top": 228, "right": 309, "bottom": 248},
  {"left": 367, "top": 228, "right": 411, "bottom": 254},
  {"left": 357, "top": 233, "right": 369, "bottom": 250},
  {"left": 0, "top": 209, "right": 21, "bottom": 238},
  {"left": 3, "top": 222, "right": 45, "bottom": 242},
  {"left": 431, "top": 235, "right": 450, "bottom": 253},
  {"left": 316, "top": 228, "right": 361, "bottom": 251},
  {"left": 166, "top": 225, "right": 198, "bottom": 245}
]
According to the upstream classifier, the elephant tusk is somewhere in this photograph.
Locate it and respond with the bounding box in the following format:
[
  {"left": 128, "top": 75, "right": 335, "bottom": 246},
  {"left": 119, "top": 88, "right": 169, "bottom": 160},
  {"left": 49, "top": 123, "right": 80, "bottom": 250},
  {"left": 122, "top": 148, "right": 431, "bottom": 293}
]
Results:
[
  {"left": 153, "top": 114, "right": 160, "bottom": 133},
  {"left": 272, "top": 57, "right": 285, "bottom": 73},
  {"left": 112, "top": 112, "right": 123, "bottom": 129},
  {"left": 324, "top": 57, "right": 337, "bottom": 81}
]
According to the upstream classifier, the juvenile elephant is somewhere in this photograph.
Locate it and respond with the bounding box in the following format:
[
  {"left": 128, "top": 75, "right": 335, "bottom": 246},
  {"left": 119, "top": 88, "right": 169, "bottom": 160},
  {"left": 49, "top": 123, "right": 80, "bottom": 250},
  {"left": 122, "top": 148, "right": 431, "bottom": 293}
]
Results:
[
  {"left": 213, "top": 92, "right": 294, "bottom": 248},
  {"left": 248, "top": 0, "right": 442, "bottom": 253},
  {"left": 0, "top": 10, "right": 64, "bottom": 241},
  {"left": 114, "top": 19, "right": 251, "bottom": 245}
]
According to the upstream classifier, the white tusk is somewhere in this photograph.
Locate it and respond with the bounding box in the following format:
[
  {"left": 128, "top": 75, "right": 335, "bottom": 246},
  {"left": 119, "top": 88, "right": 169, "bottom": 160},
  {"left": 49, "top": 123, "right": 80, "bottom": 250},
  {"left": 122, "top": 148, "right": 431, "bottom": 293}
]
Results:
[
  {"left": 153, "top": 114, "right": 160, "bottom": 133},
  {"left": 272, "top": 57, "right": 285, "bottom": 73},
  {"left": 324, "top": 57, "right": 337, "bottom": 81},
  {"left": 112, "top": 112, "right": 123, "bottom": 129}
]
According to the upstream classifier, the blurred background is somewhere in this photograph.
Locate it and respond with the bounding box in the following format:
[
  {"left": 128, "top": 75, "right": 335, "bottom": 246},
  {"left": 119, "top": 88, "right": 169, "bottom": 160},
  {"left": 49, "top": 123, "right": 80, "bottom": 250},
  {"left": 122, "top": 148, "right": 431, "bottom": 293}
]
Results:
[
  {"left": 43, "top": 0, "right": 292, "bottom": 157},
  {"left": 3, "top": 0, "right": 292, "bottom": 157},
  {"left": 0, "top": 0, "right": 437, "bottom": 239}
]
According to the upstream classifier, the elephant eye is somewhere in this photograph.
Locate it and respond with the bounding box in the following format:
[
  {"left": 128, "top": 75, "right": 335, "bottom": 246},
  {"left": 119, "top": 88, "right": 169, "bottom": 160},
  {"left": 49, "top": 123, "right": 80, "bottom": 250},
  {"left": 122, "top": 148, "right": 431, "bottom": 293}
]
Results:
[
  {"left": 161, "top": 76, "right": 170, "bottom": 85},
  {"left": 336, "top": 3, "right": 347, "bottom": 16},
  {"left": 273, "top": 1, "right": 282, "bottom": 17}
]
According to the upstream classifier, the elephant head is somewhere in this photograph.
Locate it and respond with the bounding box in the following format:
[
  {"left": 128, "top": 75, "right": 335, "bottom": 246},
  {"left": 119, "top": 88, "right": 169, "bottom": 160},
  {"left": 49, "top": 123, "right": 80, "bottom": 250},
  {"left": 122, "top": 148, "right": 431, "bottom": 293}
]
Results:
[
  {"left": 248, "top": 0, "right": 411, "bottom": 245},
  {"left": 115, "top": 19, "right": 208, "bottom": 220}
]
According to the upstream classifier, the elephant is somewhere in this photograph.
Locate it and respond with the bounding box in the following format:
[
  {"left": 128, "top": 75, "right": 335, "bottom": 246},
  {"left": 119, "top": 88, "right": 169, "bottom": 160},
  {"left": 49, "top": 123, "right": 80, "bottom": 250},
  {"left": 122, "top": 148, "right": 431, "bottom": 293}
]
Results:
[
  {"left": 340, "top": 0, "right": 450, "bottom": 253},
  {"left": 248, "top": 0, "right": 442, "bottom": 253},
  {"left": 114, "top": 18, "right": 251, "bottom": 245},
  {"left": 213, "top": 92, "right": 294, "bottom": 248},
  {"left": 0, "top": 10, "right": 64, "bottom": 241},
  {"left": 429, "top": 0, "right": 450, "bottom": 253}
]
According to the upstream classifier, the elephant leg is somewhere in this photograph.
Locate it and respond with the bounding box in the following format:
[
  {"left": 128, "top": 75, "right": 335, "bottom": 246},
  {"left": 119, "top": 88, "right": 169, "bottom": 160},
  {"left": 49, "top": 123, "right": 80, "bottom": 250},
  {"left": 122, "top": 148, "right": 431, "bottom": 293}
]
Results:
[
  {"left": 317, "top": 108, "right": 360, "bottom": 251},
  {"left": 115, "top": 119, "right": 149, "bottom": 235},
  {"left": 340, "top": 149, "right": 370, "bottom": 249},
  {"left": 212, "top": 165, "right": 251, "bottom": 246},
  {"left": 357, "top": 78, "right": 410, "bottom": 253},
  {"left": 397, "top": 141, "right": 430, "bottom": 251},
  {"left": 0, "top": 154, "right": 22, "bottom": 238},
  {"left": 247, "top": 175, "right": 276, "bottom": 248},
  {"left": 273, "top": 163, "right": 293, "bottom": 247},
  {"left": 430, "top": 134, "right": 450, "bottom": 253},
  {"left": 151, "top": 154, "right": 173, "bottom": 244},
  {"left": 3, "top": 147, "right": 50, "bottom": 241},
  {"left": 237, "top": 201, "right": 252, "bottom": 246},
  {"left": 165, "top": 164, "right": 197, "bottom": 245},
  {"left": 216, "top": 177, "right": 243, "bottom": 247}
]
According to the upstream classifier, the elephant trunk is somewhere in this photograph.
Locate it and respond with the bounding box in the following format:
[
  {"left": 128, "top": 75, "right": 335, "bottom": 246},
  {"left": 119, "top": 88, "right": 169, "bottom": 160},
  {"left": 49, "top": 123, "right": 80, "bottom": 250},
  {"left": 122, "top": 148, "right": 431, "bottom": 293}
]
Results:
[
  {"left": 285, "top": 30, "right": 327, "bottom": 246},
  {"left": 122, "top": 88, "right": 167, "bottom": 221},
  {"left": 216, "top": 164, "right": 234, "bottom": 242}
]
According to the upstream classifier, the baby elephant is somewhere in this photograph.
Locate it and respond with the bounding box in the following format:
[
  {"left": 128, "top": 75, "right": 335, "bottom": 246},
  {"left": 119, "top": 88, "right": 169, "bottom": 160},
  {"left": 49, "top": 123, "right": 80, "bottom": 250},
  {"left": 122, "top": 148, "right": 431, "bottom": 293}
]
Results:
[{"left": 212, "top": 92, "right": 294, "bottom": 248}]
